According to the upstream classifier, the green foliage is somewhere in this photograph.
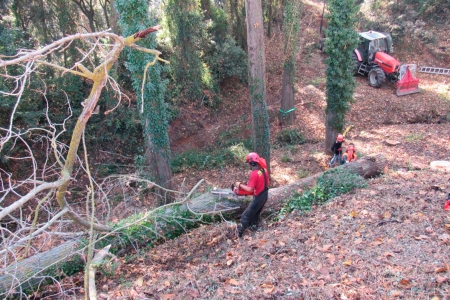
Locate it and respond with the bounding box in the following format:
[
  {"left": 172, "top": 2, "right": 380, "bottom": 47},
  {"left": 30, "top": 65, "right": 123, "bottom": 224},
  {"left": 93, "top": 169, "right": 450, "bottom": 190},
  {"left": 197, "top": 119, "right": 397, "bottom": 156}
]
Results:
[
  {"left": 134, "top": 154, "right": 147, "bottom": 176},
  {"left": 276, "top": 129, "right": 305, "bottom": 146},
  {"left": 99, "top": 208, "right": 219, "bottom": 255},
  {"left": 297, "top": 168, "right": 310, "bottom": 179},
  {"left": 402, "top": 0, "right": 450, "bottom": 20},
  {"left": 324, "top": 0, "right": 359, "bottom": 131},
  {"left": 0, "top": 4, "right": 148, "bottom": 182},
  {"left": 281, "top": 168, "right": 367, "bottom": 216},
  {"left": 406, "top": 133, "right": 424, "bottom": 142},
  {"left": 171, "top": 146, "right": 241, "bottom": 173},
  {"left": 165, "top": 0, "right": 207, "bottom": 100},
  {"left": 206, "top": 36, "right": 248, "bottom": 84},
  {"left": 281, "top": 154, "right": 292, "bottom": 163},
  {"left": 164, "top": 0, "right": 247, "bottom": 105},
  {"left": 310, "top": 77, "right": 326, "bottom": 87},
  {"left": 371, "top": 0, "right": 382, "bottom": 10},
  {"left": 224, "top": 0, "right": 247, "bottom": 50},
  {"left": 207, "top": 1, "right": 228, "bottom": 44},
  {"left": 116, "top": 0, "right": 171, "bottom": 160}
]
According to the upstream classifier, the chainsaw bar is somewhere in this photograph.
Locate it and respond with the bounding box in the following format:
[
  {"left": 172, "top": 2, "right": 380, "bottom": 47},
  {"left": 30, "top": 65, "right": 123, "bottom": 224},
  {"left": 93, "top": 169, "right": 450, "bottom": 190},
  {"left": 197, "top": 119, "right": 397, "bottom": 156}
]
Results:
[
  {"left": 210, "top": 189, "right": 251, "bottom": 198},
  {"left": 211, "top": 190, "right": 235, "bottom": 196}
]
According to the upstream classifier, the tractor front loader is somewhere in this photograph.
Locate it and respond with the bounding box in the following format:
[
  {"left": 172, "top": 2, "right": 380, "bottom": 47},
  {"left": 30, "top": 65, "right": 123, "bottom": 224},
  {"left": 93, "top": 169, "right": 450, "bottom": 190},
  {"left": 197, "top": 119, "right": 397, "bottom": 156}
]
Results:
[{"left": 352, "top": 31, "right": 420, "bottom": 96}]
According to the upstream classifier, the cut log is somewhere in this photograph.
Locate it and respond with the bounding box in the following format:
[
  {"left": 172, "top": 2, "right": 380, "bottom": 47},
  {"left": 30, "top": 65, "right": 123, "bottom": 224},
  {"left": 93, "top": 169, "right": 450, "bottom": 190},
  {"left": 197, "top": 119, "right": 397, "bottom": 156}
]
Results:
[{"left": 0, "top": 154, "right": 387, "bottom": 296}]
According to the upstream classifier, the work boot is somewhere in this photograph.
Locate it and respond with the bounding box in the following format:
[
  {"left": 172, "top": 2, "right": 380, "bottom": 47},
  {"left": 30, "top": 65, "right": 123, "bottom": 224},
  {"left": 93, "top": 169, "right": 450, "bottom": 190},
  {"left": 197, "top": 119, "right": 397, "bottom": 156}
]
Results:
[
  {"left": 249, "top": 224, "right": 258, "bottom": 232},
  {"left": 237, "top": 225, "right": 245, "bottom": 238}
]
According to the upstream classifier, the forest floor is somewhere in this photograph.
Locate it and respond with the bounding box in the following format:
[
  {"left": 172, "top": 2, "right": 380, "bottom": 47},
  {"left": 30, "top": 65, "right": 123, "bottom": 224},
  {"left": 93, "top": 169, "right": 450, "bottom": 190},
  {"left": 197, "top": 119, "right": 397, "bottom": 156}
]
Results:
[{"left": 40, "top": 0, "right": 450, "bottom": 299}]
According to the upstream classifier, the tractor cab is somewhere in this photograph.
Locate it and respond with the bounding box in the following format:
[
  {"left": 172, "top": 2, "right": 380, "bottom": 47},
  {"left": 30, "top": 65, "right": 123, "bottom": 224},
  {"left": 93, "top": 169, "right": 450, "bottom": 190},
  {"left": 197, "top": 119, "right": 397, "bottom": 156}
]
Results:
[{"left": 357, "top": 31, "right": 393, "bottom": 62}]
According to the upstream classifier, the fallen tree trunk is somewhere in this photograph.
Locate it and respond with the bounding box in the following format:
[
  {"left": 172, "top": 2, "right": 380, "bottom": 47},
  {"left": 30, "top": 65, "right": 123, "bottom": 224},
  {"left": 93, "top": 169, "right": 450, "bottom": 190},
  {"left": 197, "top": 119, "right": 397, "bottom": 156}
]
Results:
[
  {"left": 0, "top": 154, "right": 387, "bottom": 296},
  {"left": 265, "top": 153, "right": 388, "bottom": 213},
  {"left": 0, "top": 241, "right": 84, "bottom": 296}
]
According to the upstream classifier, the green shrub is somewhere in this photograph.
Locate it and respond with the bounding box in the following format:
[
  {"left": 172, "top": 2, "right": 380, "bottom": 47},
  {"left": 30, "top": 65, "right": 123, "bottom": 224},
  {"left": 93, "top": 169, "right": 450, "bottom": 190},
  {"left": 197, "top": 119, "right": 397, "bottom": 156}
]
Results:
[
  {"left": 171, "top": 146, "right": 244, "bottom": 173},
  {"left": 276, "top": 129, "right": 305, "bottom": 146},
  {"left": 297, "top": 169, "right": 310, "bottom": 179},
  {"left": 206, "top": 36, "right": 248, "bottom": 84},
  {"left": 406, "top": 133, "right": 424, "bottom": 142},
  {"left": 310, "top": 77, "right": 326, "bottom": 87},
  {"left": 281, "top": 168, "right": 367, "bottom": 215},
  {"left": 281, "top": 154, "right": 292, "bottom": 163}
]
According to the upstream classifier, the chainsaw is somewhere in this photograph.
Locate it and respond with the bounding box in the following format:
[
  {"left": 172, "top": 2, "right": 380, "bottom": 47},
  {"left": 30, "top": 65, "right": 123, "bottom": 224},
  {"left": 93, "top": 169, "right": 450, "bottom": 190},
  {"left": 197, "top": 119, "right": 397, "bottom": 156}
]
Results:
[{"left": 210, "top": 187, "right": 253, "bottom": 198}]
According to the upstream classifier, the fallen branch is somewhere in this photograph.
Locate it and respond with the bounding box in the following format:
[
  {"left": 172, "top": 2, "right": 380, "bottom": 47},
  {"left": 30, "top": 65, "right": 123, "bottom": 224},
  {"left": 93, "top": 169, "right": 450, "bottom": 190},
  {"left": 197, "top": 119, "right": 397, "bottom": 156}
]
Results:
[
  {"left": 88, "top": 245, "right": 111, "bottom": 300},
  {"left": 0, "top": 154, "right": 388, "bottom": 296}
]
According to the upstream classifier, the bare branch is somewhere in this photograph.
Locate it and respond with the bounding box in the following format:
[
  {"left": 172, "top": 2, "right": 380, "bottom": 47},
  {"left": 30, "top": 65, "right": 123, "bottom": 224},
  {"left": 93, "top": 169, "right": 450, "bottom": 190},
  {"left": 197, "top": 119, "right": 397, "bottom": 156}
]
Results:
[
  {"left": 0, "top": 31, "right": 121, "bottom": 68},
  {"left": 0, "top": 25, "right": 166, "bottom": 295}
]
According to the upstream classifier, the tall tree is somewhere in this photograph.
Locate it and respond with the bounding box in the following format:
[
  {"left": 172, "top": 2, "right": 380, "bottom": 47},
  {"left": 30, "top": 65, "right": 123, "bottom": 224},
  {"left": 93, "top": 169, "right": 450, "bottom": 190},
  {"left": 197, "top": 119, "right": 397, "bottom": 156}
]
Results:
[
  {"left": 324, "top": 0, "right": 358, "bottom": 153},
  {"left": 115, "top": 0, "right": 174, "bottom": 204},
  {"left": 245, "top": 0, "right": 270, "bottom": 169},
  {"left": 279, "top": 0, "right": 300, "bottom": 127}
]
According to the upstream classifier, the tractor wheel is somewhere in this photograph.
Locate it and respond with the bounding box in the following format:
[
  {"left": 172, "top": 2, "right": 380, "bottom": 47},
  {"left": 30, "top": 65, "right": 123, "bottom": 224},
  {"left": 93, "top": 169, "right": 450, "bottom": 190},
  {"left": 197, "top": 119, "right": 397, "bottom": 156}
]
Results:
[
  {"left": 368, "top": 68, "right": 386, "bottom": 88},
  {"left": 352, "top": 52, "right": 360, "bottom": 75}
]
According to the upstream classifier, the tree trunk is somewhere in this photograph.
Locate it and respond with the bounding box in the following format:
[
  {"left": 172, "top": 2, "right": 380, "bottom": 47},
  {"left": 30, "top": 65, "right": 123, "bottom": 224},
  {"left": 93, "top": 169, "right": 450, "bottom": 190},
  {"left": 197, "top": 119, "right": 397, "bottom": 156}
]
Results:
[
  {"left": 245, "top": 0, "right": 271, "bottom": 171},
  {"left": 230, "top": 0, "right": 247, "bottom": 51},
  {"left": 267, "top": 0, "right": 273, "bottom": 37},
  {"left": 280, "top": 64, "right": 296, "bottom": 126},
  {"left": 110, "top": 0, "right": 119, "bottom": 33},
  {"left": 145, "top": 120, "right": 174, "bottom": 205},
  {"left": 37, "top": 0, "right": 49, "bottom": 44},
  {"left": 0, "top": 154, "right": 388, "bottom": 295},
  {"left": 325, "top": 111, "right": 338, "bottom": 155}
]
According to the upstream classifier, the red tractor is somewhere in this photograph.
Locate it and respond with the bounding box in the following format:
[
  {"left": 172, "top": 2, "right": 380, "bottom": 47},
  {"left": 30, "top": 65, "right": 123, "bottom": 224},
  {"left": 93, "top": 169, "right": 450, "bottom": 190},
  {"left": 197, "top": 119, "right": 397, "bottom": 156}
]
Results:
[{"left": 352, "top": 31, "right": 420, "bottom": 95}]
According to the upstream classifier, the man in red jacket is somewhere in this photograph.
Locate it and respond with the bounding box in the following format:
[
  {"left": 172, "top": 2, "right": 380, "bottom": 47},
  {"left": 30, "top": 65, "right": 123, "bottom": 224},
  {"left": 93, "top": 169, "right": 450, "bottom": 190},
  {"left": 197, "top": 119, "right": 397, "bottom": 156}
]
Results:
[{"left": 234, "top": 152, "right": 270, "bottom": 237}]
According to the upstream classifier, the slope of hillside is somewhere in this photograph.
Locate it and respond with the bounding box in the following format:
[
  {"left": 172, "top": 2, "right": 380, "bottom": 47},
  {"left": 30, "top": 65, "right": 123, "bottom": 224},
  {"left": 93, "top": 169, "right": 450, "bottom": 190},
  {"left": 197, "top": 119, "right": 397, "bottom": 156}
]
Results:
[{"left": 38, "top": 0, "right": 450, "bottom": 299}]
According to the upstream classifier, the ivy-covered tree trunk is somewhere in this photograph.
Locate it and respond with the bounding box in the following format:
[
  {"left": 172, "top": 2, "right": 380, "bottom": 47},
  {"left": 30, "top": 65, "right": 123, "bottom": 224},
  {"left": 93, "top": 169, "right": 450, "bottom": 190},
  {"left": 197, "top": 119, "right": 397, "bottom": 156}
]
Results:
[
  {"left": 165, "top": 0, "right": 205, "bottom": 101},
  {"left": 245, "top": 0, "right": 271, "bottom": 171},
  {"left": 324, "top": 0, "right": 358, "bottom": 154},
  {"left": 115, "top": 0, "right": 174, "bottom": 204},
  {"left": 279, "top": 0, "right": 300, "bottom": 126}
]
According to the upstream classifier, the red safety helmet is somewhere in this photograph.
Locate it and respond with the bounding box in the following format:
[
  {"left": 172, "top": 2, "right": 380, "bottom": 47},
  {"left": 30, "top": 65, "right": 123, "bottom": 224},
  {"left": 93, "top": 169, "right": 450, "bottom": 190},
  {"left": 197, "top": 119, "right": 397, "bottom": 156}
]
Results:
[
  {"left": 337, "top": 134, "right": 344, "bottom": 142},
  {"left": 246, "top": 152, "right": 261, "bottom": 164}
]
